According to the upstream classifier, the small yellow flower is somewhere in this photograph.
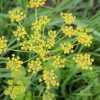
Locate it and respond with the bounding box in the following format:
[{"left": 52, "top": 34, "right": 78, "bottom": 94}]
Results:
[
  {"left": 7, "top": 54, "right": 23, "bottom": 70},
  {"left": 76, "top": 25, "right": 91, "bottom": 33},
  {"left": 60, "top": 42, "right": 74, "bottom": 54},
  {"left": 28, "top": 0, "right": 46, "bottom": 8},
  {"left": 46, "top": 30, "right": 57, "bottom": 49},
  {"left": 4, "top": 79, "right": 25, "bottom": 100},
  {"left": 43, "top": 70, "right": 59, "bottom": 90},
  {"left": 4, "top": 84, "right": 25, "bottom": 100},
  {"left": 20, "top": 39, "right": 34, "bottom": 51},
  {"left": 52, "top": 56, "right": 66, "bottom": 68},
  {"left": 28, "top": 58, "right": 42, "bottom": 74},
  {"left": 13, "top": 26, "right": 26, "bottom": 41},
  {"left": 10, "top": 85, "right": 25, "bottom": 100},
  {"left": 73, "top": 53, "right": 94, "bottom": 70},
  {"left": 61, "top": 12, "right": 76, "bottom": 25},
  {"left": 39, "top": 78, "right": 43, "bottom": 82},
  {"left": 8, "top": 8, "right": 26, "bottom": 22},
  {"left": 76, "top": 25, "right": 84, "bottom": 32},
  {"left": 62, "top": 26, "right": 76, "bottom": 37},
  {"left": 7, "top": 80, "right": 13, "bottom": 86},
  {"left": 48, "top": 30, "right": 57, "bottom": 39},
  {"left": 4, "top": 86, "right": 12, "bottom": 95},
  {"left": 31, "top": 16, "right": 51, "bottom": 31},
  {"left": 0, "top": 36, "right": 7, "bottom": 54},
  {"left": 46, "top": 38, "right": 56, "bottom": 49},
  {"left": 76, "top": 33, "right": 93, "bottom": 46},
  {"left": 39, "top": 50, "right": 51, "bottom": 61},
  {"left": 31, "top": 32, "right": 42, "bottom": 43},
  {"left": 43, "top": 90, "right": 55, "bottom": 100}
]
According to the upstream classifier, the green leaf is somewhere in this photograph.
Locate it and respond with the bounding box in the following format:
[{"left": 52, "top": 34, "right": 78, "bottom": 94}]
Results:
[{"left": 0, "top": 73, "right": 11, "bottom": 78}]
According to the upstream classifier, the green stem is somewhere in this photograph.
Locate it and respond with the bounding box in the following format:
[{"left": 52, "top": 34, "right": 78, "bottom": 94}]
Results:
[
  {"left": 66, "top": 54, "right": 77, "bottom": 58},
  {"left": 57, "top": 23, "right": 66, "bottom": 36},
  {"left": 8, "top": 48, "right": 31, "bottom": 53},
  {"left": 18, "top": 22, "right": 32, "bottom": 41},
  {"left": 51, "top": 48, "right": 61, "bottom": 53},
  {"left": 75, "top": 43, "right": 79, "bottom": 52},
  {"left": 43, "top": 26, "right": 45, "bottom": 36},
  {"left": 77, "top": 45, "right": 84, "bottom": 53},
  {"left": 56, "top": 36, "right": 67, "bottom": 44},
  {"left": 23, "top": 55, "right": 38, "bottom": 63},
  {"left": 35, "top": 7, "right": 37, "bottom": 21}
]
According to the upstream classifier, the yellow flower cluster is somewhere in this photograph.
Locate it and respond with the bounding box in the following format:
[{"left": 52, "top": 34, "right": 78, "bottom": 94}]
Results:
[
  {"left": 28, "top": 0, "right": 46, "bottom": 8},
  {"left": 6, "top": 6, "right": 95, "bottom": 99},
  {"left": 43, "top": 70, "right": 59, "bottom": 89},
  {"left": 39, "top": 50, "right": 51, "bottom": 61},
  {"left": 31, "top": 32, "right": 42, "bottom": 43},
  {"left": 76, "top": 25, "right": 84, "bottom": 32},
  {"left": 46, "top": 30, "right": 57, "bottom": 49},
  {"left": 20, "top": 31, "right": 45, "bottom": 53},
  {"left": 73, "top": 53, "right": 94, "bottom": 70},
  {"left": 31, "top": 16, "right": 51, "bottom": 31},
  {"left": 43, "top": 90, "right": 55, "bottom": 100},
  {"left": 5, "top": 55, "right": 25, "bottom": 100},
  {"left": 61, "top": 12, "right": 76, "bottom": 25},
  {"left": 60, "top": 42, "right": 74, "bottom": 54},
  {"left": 75, "top": 25, "right": 93, "bottom": 46},
  {"left": 7, "top": 54, "right": 23, "bottom": 71},
  {"left": 0, "top": 36, "right": 7, "bottom": 54},
  {"left": 48, "top": 30, "right": 57, "bottom": 38},
  {"left": 76, "top": 25, "right": 91, "bottom": 33},
  {"left": 31, "top": 33, "right": 46, "bottom": 46},
  {"left": 13, "top": 26, "right": 26, "bottom": 41},
  {"left": 20, "top": 40, "right": 33, "bottom": 51},
  {"left": 28, "top": 58, "right": 42, "bottom": 74},
  {"left": 8, "top": 8, "right": 26, "bottom": 22},
  {"left": 4, "top": 80, "right": 25, "bottom": 100},
  {"left": 20, "top": 29, "right": 57, "bottom": 61},
  {"left": 62, "top": 26, "right": 76, "bottom": 37},
  {"left": 52, "top": 56, "right": 66, "bottom": 68},
  {"left": 76, "top": 33, "right": 93, "bottom": 46},
  {"left": 7, "top": 80, "right": 13, "bottom": 85},
  {"left": 20, "top": 37, "right": 50, "bottom": 61},
  {"left": 30, "top": 33, "right": 50, "bottom": 61}
]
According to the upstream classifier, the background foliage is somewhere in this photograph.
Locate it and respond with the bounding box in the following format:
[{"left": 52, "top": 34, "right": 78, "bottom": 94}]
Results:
[{"left": 0, "top": 0, "right": 100, "bottom": 100}]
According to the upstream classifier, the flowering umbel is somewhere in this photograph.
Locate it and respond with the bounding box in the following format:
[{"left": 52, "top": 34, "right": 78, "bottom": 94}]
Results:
[
  {"left": 13, "top": 26, "right": 26, "bottom": 41},
  {"left": 4, "top": 80, "right": 25, "bottom": 100},
  {"left": 60, "top": 42, "right": 74, "bottom": 54},
  {"left": 0, "top": 36, "right": 7, "bottom": 54},
  {"left": 52, "top": 56, "right": 66, "bottom": 68},
  {"left": 76, "top": 33, "right": 93, "bottom": 46},
  {"left": 62, "top": 26, "right": 76, "bottom": 37},
  {"left": 73, "top": 53, "right": 94, "bottom": 70},
  {"left": 28, "top": 58, "right": 42, "bottom": 73},
  {"left": 31, "top": 16, "right": 51, "bottom": 32},
  {"left": 43, "top": 70, "right": 59, "bottom": 90},
  {"left": 7, "top": 54, "right": 23, "bottom": 71},
  {"left": 61, "top": 12, "right": 76, "bottom": 25},
  {"left": 8, "top": 8, "right": 26, "bottom": 22},
  {"left": 28, "top": 0, "right": 46, "bottom": 8}
]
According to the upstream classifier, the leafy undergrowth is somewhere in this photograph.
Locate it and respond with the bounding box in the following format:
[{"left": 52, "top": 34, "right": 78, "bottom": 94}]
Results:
[{"left": 0, "top": 0, "right": 100, "bottom": 100}]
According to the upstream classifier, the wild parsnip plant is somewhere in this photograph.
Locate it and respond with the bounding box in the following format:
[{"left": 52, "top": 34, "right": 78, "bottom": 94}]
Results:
[{"left": 0, "top": 0, "right": 100, "bottom": 100}]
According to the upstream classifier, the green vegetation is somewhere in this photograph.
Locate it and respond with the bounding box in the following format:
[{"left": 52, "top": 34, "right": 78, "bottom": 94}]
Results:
[{"left": 0, "top": 0, "right": 100, "bottom": 100}]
